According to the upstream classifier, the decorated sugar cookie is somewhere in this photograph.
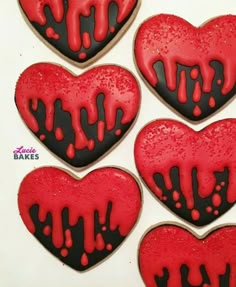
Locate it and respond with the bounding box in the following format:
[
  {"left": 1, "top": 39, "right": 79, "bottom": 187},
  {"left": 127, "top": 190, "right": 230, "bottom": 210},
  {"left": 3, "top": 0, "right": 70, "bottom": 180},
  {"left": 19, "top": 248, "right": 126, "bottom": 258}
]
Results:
[
  {"left": 19, "top": 0, "right": 140, "bottom": 65},
  {"left": 139, "top": 224, "right": 236, "bottom": 287},
  {"left": 134, "top": 119, "right": 236, "bottom": 226},
  {"left": 134, "top": 14, "right": 236, "bottom": 121},
  {"left": 15, "top": 63, "right": 140, "bottom": 168},
  {"left": 18, "top": 166, "right": 142, "bottom": 271}
]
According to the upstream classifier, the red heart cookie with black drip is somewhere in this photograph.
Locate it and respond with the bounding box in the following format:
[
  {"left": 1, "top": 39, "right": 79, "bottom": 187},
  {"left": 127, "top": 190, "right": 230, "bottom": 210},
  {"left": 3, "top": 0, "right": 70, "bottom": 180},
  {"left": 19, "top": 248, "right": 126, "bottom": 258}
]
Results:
[
  {"left": 19, "top": 0, "right": 140, "bottom": 65},
  {"left": 139, "top": 224, "right": 236, "bottom": 287},
  {"left": 18, "top": 167, "right": 142, "bottom": 271},
  {"left": 15, "top": 63, "right": 140, "bottom": 168},
  {"left": 134, "top": 14, "right": 236, "bottom": 121},
  {"left": 134, "top": 119, "right": 236, "bottom": 226}
]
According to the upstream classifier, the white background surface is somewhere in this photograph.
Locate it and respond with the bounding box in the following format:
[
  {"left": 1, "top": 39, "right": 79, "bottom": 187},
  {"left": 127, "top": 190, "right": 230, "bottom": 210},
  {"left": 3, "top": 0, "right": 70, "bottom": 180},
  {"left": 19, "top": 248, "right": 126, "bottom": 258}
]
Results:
[{"left": 1, "top": 1, "right": 236, "bottom": 286}]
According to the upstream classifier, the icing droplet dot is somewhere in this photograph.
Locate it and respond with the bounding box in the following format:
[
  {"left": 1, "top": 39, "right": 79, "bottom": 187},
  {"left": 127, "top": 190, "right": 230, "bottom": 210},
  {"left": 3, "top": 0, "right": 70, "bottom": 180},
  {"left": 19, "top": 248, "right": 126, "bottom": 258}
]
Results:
[
  {"left": 115, "top": 129, "right": 121, "bottom": 136},
  {"left": 110, "top": 26, "right": 115, "bottom": 33},
  {"left": 106, "top": 244, "right": 113, "bottom": 251},
  {"left": 55, "top": 127, "right": 64, "bottom": 141},
  {"left": 214, "top": 210, "right": 219, "bottom": 216},
  {"left": 172, "top": 190, "right": 180, "bottom": 201},
  {"left": 102, "top": 226, "right": 107, "bottom": 232},
  {"left": 66, "top": 143, "right": 75, "bottom": 159},
  {"left": 78, "top": 52, "right": 87, "bottom": 60},
  {"left": 217, "top": 79, "right": 222, "bottom": 85},
  {"left": 88, "top": 140, "right": 95, "bottom": 151},
  {"left": 162, "top": 196, "right": 167, "bottom": 201},
  {"left": 220, "top": 181, "right": 225, "bottom": 187},
  {"left": 175, "top": 202, "right": 181, "bottom": 209},
  {"left": 216, "top": 185, "right": 221, "bottom": 191},
  {"left": 193, "top": 105, "right": 202, "bottom": 117},
  {"left": 40, "top": 134, "right": 46, "bottom": 141},
  {"left": 46, "top": 27, "right": 60, "bottom": 40},
  {"left": 81, "top": 253, "right": 89, "bottom": 266},
  {"left": 190, "top": 68, "right": 199, "bottom": 80},
  {"left": 208, "top": 97, "right": 216, "bottom": 108},
  {"left": 60, "top": 248, "right": 68, "bottom": 257},
  {"left": 191, "top": 209, "right": 200, "bottom": 221},
  {"left": 206, "top": 206, "right": 213, "bottom": 213},
  {"left": 212, "top": 193, "right": 222, "bottom": 207},
  {"left": 43, "top": 225, "right": 51, "bottom": 236}
]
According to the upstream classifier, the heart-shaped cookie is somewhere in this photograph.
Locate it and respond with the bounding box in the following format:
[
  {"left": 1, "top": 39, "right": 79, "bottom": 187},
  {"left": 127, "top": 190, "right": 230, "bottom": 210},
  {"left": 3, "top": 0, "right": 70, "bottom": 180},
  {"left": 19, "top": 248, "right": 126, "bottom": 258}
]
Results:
[
  {"left": 134, "top": 14, "right": 236, "bottom": 121},
  {"left": 139, "top": 224, "right": 236, "bottom": 287},
  {"left": 18, "top": 167, "right": 142, "bottom": 271},
  {"left": 19, "top": 0, "right": 140, "bottom": 65},
  {"left": 134, "top": 119, "right": 236, "bottom": 226},
  {"left": 15, "top": 63, "right": 140, "bottom": 168}
]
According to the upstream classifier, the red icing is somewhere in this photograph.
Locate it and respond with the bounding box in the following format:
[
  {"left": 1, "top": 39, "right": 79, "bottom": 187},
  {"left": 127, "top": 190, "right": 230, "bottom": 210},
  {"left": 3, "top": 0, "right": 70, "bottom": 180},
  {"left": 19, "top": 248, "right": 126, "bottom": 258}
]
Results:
[
  {"left": 135, "top": 14, "right": 236, "bottom": 94},
  {"left": 15, "top": 63, "right": 140, "bottom": 151},
  {"left": 88, "top": 140, "right": 95, "bottom": 151},
  {"left": 134, "top": 119, "right": 236, "bottom": 214},
  {"left": 20, "top": 0, "right": 137, "bottom": 51},
  {"left": 191, "top": 209, "right": 200, "bottom": 221},
  {"left": 98, "top": 120, "right": 105, "bottom": 142},
  {"left": 78, "top": 52, "right": 87, "bottom": 60},
  {"left": 110, "top": 26, "right": 115, "bottom": 33},
  {"left": 172, "top": 190, "right": 179, "bottom": 201},
  {"left": 81, "top": 253, "right": 88, "bottom": 266},
  {"left": 96, "top": 233, "right": 105, "bottom": 251},
  {"left": 82, "top": 32, "right": 91, "bottom": 49},
  {"left": 139, "top": 225, "right": 236, "bottom": 287},
  {"left": 55, "top": 127, "right": 64, "bottom": 141},
  {"left": 212, "top": 194, "right": 222, "bottom": 207},
  {"left": 46, "top": 27, "right": 60, "bottom": 40},
  {"left": 40, "top": 134, "right": 46, "bottom": 141},
  {"left": 32, "top": 98, "right": 38, "bottom": 111},
  {"left": 18, "top": 167, "right": 141, "bottom": 254},
  {"left": 177, "top": 70, "right": 187, "bottom": 103},
  {"left": 209, "top": 97, "right": 216, "bottom": 108},
  {"left": 65, "top": 229, "right": 73, "bottom": 248},
  {"left": 66, "top": 144, "right": 75, "bottom": 159},
  {"left": 193, "top": 105, "right": 202, "bottom": 116},
  {"left": 206, "top": 206, "right": 212, "bottom": 213},
  {"left": 190, "top": 68, "right": 199, "bottom": 80},
  {"left": 115, "top": 129, "right": 121, "bottom": 136},
  {"left": 216, "top": 185, "right": 221, "bottom": 191},
  {"left": 192, "top": 82, "right": 201, "bottom": 103},
  {"left": 214, "top": 210, "right": 219, "bottom": 216},
  {"left": 106, "top": 244, "right": 113, "bottom": 251},
  {"left": 43, "top": 225, "right": 51, "bottom": 236},
  {"left": 175, "top": 202, "right": 181, "bottom": 209},
  {"left": 61, "top": 248, "right": 68, "bottom": 257}
]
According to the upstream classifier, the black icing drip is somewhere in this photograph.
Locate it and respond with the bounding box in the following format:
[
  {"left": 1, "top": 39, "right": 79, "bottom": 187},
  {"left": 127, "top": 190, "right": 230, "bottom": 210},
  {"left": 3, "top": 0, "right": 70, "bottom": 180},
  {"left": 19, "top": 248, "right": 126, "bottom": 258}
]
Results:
[
  {"left": 151, "top": 60, "right": 236, "bottom": 121},
  {"left": 29, "top": 93, "right": 133, "bottom": 167},
  {"left": 153, "top": 167, "right": 233, "bottom": 226},
  {"left": 154, "top": 264, "right": 230, "bottom": 287},
  {"left": 20, "top": 0, "right": 139, "bottom": 64},
  {"left": 30, "top": 202, "right": 125, "bottom": 271}
]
